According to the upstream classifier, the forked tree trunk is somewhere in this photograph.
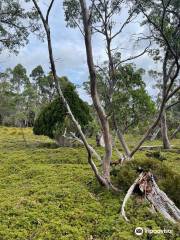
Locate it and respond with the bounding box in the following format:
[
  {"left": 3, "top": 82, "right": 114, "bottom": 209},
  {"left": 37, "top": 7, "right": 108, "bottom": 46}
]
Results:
[
  {"left": 121, "top": 172, "right": 180, "bottom": 223},
  {"left": 80, "top": 0, "right": 112, "bottom": 182},
  {"left": 161, "top": 110, "right": 171, "bottom": 149},
  {"left": 150, "top": 127, "right": 160, "bottom": 141}
]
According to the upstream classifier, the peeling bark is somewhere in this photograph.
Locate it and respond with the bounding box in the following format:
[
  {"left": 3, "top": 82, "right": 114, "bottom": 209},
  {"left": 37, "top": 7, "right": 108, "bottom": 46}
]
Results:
[{"left": 121, "top": 172, "right": 180, "bottom": 223}]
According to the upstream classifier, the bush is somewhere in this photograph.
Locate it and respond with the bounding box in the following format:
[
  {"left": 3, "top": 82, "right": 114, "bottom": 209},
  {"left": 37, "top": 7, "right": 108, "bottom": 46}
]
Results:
[{"left": 33, "top": 83, "right": 92, "bottom": 140}]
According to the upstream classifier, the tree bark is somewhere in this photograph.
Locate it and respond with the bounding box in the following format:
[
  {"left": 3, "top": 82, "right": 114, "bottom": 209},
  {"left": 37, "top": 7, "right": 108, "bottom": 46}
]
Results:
[
  {"left": 80, "top": 0, "right": 112, "bottom": 182},
  {"left": 32, "top": 0, "right": 106, "bottom": 186},
  {"left": 131, "top": 99, "right": 168, "bottom": 157},
  {"left": 171, "top": 124, "right": 180, "bottom": 139},
  {"left": 161, "top": 110, "right": 171, "bottom": 149},
  {"left": 149, "top": 127, "right": 160, "bottom": 141},
  {"left": 121, "top": 172, "right": 180, "bottom": 223},
  {"left": 116, "top": 128, "right": 131, "bottom": 157}
]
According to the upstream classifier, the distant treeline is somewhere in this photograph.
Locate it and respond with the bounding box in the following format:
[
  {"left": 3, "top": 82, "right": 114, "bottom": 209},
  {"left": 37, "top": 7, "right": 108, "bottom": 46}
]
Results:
[{"left": 0, "top": 64, "right": 77, "bottom": 127}]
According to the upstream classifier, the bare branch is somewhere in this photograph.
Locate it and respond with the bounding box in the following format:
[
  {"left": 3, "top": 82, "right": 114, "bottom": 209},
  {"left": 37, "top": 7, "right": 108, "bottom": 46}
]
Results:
[
  {"left": 32, "top": 0, "right": 106, "bottom": 186},
  {"left": 72, "top": 17, "right": 85, "bottom": 36},
  {"left": 121, "top": 173, "right": 144, "bottom": 221},
  {"left": 116, "top": 43, "right": 150, "bottom": 67},
  {"left": 88, "top": 0, "right": 96, "bottom": 23},
  {"left": 80, "top": 0, "right": 112, "bottom": 183},
  {"left": 69, "top": 132, "right": 102, "bottom": 162},
  {"left": 166, "top": 86, "right": 180, "bottom": 101},
  {"left": 166, "top": 72, "right": 179, "bottom": 99},
  {"left": 32, "top": 0, "right": 46, "bottom": 27},
  {"left": 166, "top": 100, "right": 180, "bottom": 110},
  {"left": 111, "top": 8, "right": 136, "bottom": 40},
  {"left": 138, "top": 0, "right": 177, "bottom": 61},
  {"left": 46, "top": 0, "right": 55, "bottom": 23}
]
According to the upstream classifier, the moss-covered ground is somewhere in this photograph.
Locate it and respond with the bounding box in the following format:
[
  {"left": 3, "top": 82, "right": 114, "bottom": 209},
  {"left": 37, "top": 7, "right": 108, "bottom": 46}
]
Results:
[{"left": 0, "top": 127, "right": 179, "bottom": 240}]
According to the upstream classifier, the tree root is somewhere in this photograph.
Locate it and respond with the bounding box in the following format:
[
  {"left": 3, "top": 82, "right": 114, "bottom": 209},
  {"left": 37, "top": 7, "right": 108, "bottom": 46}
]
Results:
[{"left": 121, "top": 172, "right": 180, "bottom": 223}]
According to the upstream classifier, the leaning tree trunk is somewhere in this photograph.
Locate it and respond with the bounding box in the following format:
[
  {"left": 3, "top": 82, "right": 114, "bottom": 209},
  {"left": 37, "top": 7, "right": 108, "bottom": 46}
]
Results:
[
  {"left": 171, "top": 124, "right": 180, "bottom": 139},
  {"left": 161, "top": 110, "right": 171, "bottom": 149},
  {"left": 112, "top": 116, "right": 131, "bottom": 158},
  {"left": 121, "top": 172, "right": 180, "bottom": 223},
  {"left": 32, "top": 0, "right": 108, "bottom": 187},
  {"left": 116, "top": 128, "right": 131, "bottom": 158}
]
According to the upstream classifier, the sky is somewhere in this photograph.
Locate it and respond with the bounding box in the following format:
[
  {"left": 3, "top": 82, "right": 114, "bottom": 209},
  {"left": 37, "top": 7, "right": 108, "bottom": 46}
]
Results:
[{"left": 0, "top": 0, "right": 161, "bottom": 102}]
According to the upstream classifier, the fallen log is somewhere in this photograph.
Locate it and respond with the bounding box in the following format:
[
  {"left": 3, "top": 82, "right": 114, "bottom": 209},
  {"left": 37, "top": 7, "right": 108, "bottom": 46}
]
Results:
[
  {"left": 121, "top": 172, "right": 180, "bottom": 223},
  {"left": 139, "top": 145, "right": 173, "bottom": 150}
]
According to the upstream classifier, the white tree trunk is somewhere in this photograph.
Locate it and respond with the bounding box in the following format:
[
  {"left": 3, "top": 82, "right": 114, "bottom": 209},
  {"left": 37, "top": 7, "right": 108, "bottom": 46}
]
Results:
[
  {"left": 161, "top": 110, "right": 171, "bottom": 149},
  {"left": 80, "top": 0, "right": 112, "bottom": 182},
  {"left": 150, "top": 127, "right": 160, "bottom": 141},
  {"left": 116, "top": 129, "right": 131, "bottom": 157}
]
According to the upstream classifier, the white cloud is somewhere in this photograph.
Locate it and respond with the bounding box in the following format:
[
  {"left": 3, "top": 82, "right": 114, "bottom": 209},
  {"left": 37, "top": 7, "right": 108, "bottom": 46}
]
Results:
[{"left": 0, "top": 1, "right": 160, "bottom": 102}]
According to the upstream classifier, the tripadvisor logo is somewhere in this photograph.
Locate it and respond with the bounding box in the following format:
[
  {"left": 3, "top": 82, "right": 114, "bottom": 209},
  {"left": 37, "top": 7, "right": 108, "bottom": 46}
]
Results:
[
  {"left": 135, "top": 227, "right": 144, "bottom": 236},
  {"left": 134, "top": 227, "right": 173, "bottom": 236}
]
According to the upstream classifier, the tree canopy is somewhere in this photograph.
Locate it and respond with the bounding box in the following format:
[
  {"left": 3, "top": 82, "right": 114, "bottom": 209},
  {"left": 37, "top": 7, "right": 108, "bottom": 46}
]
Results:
[
  {"left": 0, "top": 0, "right": 41, "bottom": 53},
  {"left": 84, "top": 63, "right": 156, "bottom": 133}
]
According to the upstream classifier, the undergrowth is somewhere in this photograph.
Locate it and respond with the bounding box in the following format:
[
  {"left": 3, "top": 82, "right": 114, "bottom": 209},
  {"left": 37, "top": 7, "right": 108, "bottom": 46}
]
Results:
[{"left": 0, "top": 127, "right": 179, "bottom": 240}]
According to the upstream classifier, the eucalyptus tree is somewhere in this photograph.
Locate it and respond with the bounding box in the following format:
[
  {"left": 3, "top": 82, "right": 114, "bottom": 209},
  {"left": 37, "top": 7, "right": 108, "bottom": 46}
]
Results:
[
  {"left": 166, "top": 84, "right": 180, "bottom": 139},
  {"left": 30, "top": 0, "right": 180, "bottom": 222},
  {"left": 65, "top": 0, "right": 179, "bottom": 157},
  {"left": 31, "top": 0, "right": 110, "bottom": 188},
  {"left": 65, "top": 0, "right": 180, "bottom": 222},
  {"left": 9, "top": 64, "right": 35, "bottom": 126},
  {"left": 0, "top": 0, "right": 41, "bottom": 53},
  {"left": 30, "top": 66, "right": 55, "bottom": 104},
  {"left": 0, "top": 70, "right": 16, "bottom": 125},
  {"left": 129, "top": 0, "right": 180, "bottom": 153},
  {"left": 84, "top": 62, "right": 156, "bottom": 155},
  {"left": 10, "top": 64, "right": 30, "bottom": 93},
  {"left": 64, "top": 0, "right": 152, "bottom": 159},
  {"left": 150, "top": 70, "right": 172, "bottom": 147}
]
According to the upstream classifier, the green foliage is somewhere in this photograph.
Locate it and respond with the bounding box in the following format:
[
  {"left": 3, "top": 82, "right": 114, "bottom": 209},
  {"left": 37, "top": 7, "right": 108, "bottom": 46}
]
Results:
[
  {"left": 112, "top": 155, "right": 180, "bottom": 207},
  {"left": 112, "top": 65, "right": 156, "bottom": 132},
  {"left": 0, "top": 0, "right": 41, "bottom": 53},
  {"left": 1, "top": 64, "right": 85, "bottom": 129},
  {"left": 146, "top": 150, "right": 167, "bottom": 161},
  {"left": 10, "top": 64, "right": 30, "bottom": 93},
  {"left": 84, "top": 63, "right": 156, "bottom": 133},
  {"left": 33, "top": 82, "right": 92, "bottom": 139},
  {"left": 0, "top": 127, "right": 179, "bottom": 239},
  {"left": 30, "top": 66, "right": 55, "bottom": 103},
  {"left": 0, "top": 71, "right": 17, "bottom": 124},
  {"left": 136, "top": 0, "right": 180, "bottom": 59}
]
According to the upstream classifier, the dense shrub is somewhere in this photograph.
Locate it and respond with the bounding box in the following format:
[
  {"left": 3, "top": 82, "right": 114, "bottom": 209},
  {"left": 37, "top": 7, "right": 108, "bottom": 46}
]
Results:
[{"left": 33, "top": 84, "right": 92, "bottom": 139}]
